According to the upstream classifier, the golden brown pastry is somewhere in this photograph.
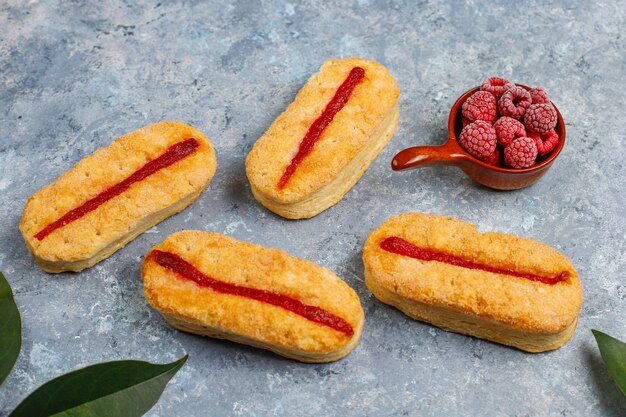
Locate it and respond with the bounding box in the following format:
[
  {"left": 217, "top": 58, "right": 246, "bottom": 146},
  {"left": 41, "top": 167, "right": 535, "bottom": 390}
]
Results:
[
  {"left": 142, "top": 231, "right": 364, "bottom": 362},
  {"left": 363, "top": 213, "right": 582, "bottom": 352},
  {"left": 20, "top": 121, "right": 217, "bottom": 273},
  {"left": 246, "top": 57, "right": 400, "bottom": 219}
]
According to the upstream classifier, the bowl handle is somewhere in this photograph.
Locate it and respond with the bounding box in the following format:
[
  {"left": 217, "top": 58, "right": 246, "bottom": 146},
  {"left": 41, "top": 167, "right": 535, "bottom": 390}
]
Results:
[{"left": 391, "top": 139, "right": 469, "bottom": 171}]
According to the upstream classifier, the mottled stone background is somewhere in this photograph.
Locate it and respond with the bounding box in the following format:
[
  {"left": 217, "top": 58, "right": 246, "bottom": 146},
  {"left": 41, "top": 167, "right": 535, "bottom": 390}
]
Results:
[{"left": 0, "top": 0, "right": 624, "bottom": 416}]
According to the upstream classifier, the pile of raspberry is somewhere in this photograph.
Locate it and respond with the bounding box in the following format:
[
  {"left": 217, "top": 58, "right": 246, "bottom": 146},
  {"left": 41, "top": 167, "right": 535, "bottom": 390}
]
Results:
[{"left": 458, "top": 77, "right": 559, "bottom": 169}]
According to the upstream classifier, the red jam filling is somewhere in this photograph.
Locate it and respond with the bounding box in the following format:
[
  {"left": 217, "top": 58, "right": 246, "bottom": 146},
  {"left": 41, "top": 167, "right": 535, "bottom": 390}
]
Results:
[
  {"left": 380, "top": 236, "right": 569, "bottom": 285},
  {"left": 277, "top": 66, "right": 366, "bottom": 189},
  {"left": 150, "top": 250, "right": 354, "bottom": 336},
  {"left": 34, "top": 138, "right": 200, "bottom": 241}
]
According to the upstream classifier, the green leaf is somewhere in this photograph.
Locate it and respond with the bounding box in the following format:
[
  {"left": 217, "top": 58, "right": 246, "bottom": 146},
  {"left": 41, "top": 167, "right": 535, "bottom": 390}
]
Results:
[
  {"left": 10, "top": 355, "right": 187, "bottom": 417},
  {"left": 592, "top": 329, "right": 626, "bottom": 397},
  {"left": 0, "top": 271, "right": 22, "bottom": 386}
]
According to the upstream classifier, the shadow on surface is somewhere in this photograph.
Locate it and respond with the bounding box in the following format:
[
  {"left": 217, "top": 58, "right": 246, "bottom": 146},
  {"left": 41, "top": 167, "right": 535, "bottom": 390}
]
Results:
[{"left": 584, "top": 346, "right": 626, "bottom": 416}]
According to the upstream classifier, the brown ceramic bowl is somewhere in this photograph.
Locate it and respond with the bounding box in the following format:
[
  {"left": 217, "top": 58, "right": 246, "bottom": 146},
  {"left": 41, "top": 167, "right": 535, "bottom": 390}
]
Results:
[{"left": 391, "top": 84, "right": 566, "bottom": 190}]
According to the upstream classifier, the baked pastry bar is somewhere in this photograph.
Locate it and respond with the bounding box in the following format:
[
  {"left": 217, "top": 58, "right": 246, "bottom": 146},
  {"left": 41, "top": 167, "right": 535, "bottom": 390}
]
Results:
[
  {"left": 20, "top": 121, "right": 217, "bottom": 273},
  {"left": 246, "top": 57, "right": 400, "bottom": 219},
  {"left": 363, "top": 213, "right": 582, "bottom": 352},
  {"left": 142, "top": 231, "right": 364, "bottom": 362}
]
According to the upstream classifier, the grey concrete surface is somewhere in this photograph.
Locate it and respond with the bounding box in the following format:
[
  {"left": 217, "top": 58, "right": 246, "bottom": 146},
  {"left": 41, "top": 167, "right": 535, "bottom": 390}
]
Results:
[{"left": 1, "top": 1, "right": 625, "bottom": 416}]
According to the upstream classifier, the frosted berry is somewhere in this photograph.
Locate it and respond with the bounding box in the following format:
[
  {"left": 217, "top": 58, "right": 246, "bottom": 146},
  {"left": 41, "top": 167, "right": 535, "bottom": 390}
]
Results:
[
  {"left": 458, "top": 120, "right": 497, "bottom": 161},
  {"left": 498, "top": 86, "right": 532, "bottom": 119},
  {"left": 493, "top": 116, "right": 526, "bottom": 147},
  {"left": 529, "top": 130, "right": 559, "bottom": 156},
  {"left": 524, "top": 103, "right": 557, "bottom": 135},
  {"left": 504, "top": 137, "right": 538, "bottom": 169},
  {"left": 462, "top": 91, "right": 498, "bottom": 124},
  {"left": 480, "top": 77, "right": 515, "bottom": 100},
  {"left": 485, "top": 147, "right": 501, "bottom": 167},
  {"left": 529, "top": 86, "right": 550, "bottom": 104}
]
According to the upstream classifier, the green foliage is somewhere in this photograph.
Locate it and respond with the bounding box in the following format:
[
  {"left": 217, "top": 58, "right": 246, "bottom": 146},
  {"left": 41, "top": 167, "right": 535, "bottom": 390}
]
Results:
[
  {"left": 0, "top": 272, "right": 21, "bottom": 386},
  {"left": 10, "top": 355, "right": 187, "bottom": 417},
  {"left": 592, "top": 329, "right": 626, "bottom": 397}
]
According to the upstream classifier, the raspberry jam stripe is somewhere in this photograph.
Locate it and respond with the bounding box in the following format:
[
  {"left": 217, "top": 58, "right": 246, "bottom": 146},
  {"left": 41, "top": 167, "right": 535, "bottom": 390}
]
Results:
[
  {"left": 34, "top": 138, "right": 200, "bottom": 241},
  {"left": 380, "top": 236, "right": 569, "bottom": 285},
  {"left": 150, "top": 250, "right": 354, "bottom": 336},
  {"left": 277, "top": 66, "right": 366, "bottom": 189}
]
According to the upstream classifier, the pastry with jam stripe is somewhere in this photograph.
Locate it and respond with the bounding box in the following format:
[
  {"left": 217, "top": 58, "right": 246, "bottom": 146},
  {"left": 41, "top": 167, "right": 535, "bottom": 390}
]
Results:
[
  {"left": 20, "top": 121, "right": 217, "bottom": 273},
  {"left": 363, "top": 212, "right": 582, "bottom": 352},
  {"left": 142, "top": 231, "right": 364, "bottom": 362},
  {"left": 246, "top": 57, "right": 400, "bottom": 219}
]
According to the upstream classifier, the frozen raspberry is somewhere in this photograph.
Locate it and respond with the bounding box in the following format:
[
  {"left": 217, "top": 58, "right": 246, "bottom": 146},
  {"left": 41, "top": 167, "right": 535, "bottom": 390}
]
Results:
[
  {"left": 529, "top": 86, "right": 550, "bottom": 104},
  {"left": 485, "top": 147, "right": 501, "bottom": 167},
  {"left": 462, "top": 91, "right": 498, "bottom": 124},
  {"left": 529, "top": 130, "right": 559, "bottom": 156},
  {"left": 493, "top": 116, "right": 526, "bottom": 147},
  {"left": 458, "top": 120, "right": 497, "bottom": 161},
  {"left": 504, "top": 137, "right": 538, "bottom": 169},
  {"left": 480, "top": 77, "right": 515, "bottom": 100},
  {"left": 524, "top": 103, "right": 557, "bottom": 135},
  {"left": 498, "top": 86, "right": 532, "bottom": 120}
]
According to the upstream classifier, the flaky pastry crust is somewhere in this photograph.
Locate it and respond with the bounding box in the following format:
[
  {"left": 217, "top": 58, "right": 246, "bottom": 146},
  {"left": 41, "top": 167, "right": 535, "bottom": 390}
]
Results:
[
  {"left": 142, "top": 231, "right": 364, "bottom": 362},
  {"left": 363, "top": 213, "right": 583, "bottom": 352},
  {"left": 246, "top": 57, "right": 400, "bottom": 218},
  {"left": 20, "top": 121, "right": 217, "bottom": 273}
]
